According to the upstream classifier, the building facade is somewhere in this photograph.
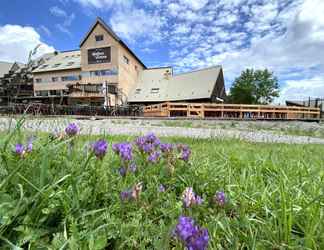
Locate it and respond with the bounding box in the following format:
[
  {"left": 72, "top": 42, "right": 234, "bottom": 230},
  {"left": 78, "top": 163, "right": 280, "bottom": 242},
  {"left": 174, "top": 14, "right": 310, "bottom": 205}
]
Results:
[
  {"left": 32, "top": 17, "right": 226, "bottom": 107},
  {"left": 32, "top": 18, "right": 146, "bottom": 106}
]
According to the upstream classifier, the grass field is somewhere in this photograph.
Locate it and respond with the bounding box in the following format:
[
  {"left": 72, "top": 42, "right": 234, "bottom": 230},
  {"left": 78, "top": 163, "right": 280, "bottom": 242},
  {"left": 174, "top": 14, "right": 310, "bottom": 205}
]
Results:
[{"left": 0, "top": 119, "right": 323, "bottom": 249}]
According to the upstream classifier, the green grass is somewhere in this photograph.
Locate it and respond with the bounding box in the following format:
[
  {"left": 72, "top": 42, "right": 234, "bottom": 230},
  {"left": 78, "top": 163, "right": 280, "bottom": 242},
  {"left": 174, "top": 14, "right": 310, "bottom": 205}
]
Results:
[{"left": 0, "top": 119, "right": 323, "bottom": 249}]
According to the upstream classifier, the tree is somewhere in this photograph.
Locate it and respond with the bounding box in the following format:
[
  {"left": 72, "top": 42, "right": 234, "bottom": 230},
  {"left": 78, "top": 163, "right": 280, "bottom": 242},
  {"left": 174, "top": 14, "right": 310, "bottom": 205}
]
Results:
[{"left": 228, "top": 69, "right": 279, "bottom": 104}]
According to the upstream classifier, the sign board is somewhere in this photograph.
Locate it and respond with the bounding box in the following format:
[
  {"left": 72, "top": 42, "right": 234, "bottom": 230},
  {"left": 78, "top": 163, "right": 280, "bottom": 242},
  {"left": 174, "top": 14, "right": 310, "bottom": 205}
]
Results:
[{"left": 88, "top": 47, "right": 111, "bottom": 64}]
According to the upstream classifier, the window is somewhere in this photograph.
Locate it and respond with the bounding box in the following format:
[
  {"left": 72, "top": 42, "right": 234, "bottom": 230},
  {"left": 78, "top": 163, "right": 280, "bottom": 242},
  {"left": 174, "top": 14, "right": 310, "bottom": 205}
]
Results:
[
  {"left": 66, "top": 62, "right": 75, "bottom": 66},
  {"left": 40, "top": 64, "right": 48, "bottom": 69},
  {"left": 61, "top": 75, "right": 81, "bottom": 81},
  {"left": 123, "top": 55, "right": 129, "bottom": 64},
  {"left": 52, "top": 63, "right": 61, "bottom": 68},
  {"left": 49, "top": 90, "right": 61, "bottom": 96},
  {"left": 37, "top": 91, "right": 48, "bottom": 96},
  {"left": 135, "top": 88, "right": 141, "bottom": 94},
  {"left": 151, "top": 88, "right": 160, "bottom": 94},
  {"left": 52, "top": 77, "right": 59, "bottom": 82},
  {"left": 89, "top": 69, "right": 118, "bottom": 77},
  {"left": 95, "top": 35, "right": 104, "bottom": 41},
  {"left": 35, "top": 78, "right": 42, "bottom": 83}
]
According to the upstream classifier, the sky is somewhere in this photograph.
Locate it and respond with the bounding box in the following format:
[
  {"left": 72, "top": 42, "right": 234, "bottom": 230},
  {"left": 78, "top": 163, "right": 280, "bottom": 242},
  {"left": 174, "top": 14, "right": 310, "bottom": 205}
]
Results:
[{"left": 0, "top": 0, "right": 324, "bottom": 103}]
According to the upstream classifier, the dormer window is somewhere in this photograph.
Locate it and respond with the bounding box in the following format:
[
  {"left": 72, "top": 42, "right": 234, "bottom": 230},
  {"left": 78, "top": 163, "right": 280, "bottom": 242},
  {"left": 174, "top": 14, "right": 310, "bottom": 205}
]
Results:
[
  {"left": 123, "top": 55, "right": 129, "bottom": 64},
  {"left": 151, "top": 88, "right": 159, "bottom": 94},
  {"left": 95, "top": 35, "right": 104, "bottom": 41}
]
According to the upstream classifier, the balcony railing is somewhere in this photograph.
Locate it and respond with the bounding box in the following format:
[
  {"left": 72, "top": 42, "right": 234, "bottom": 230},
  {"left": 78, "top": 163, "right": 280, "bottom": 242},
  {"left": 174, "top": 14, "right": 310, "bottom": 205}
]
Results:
[{"left": 67, "top": 83, "right": 117, "bottom": 98}]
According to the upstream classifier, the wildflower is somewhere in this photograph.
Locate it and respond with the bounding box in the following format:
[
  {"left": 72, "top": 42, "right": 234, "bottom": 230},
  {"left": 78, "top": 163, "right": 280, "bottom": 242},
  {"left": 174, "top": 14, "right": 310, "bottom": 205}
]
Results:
[
  {"left": 148, "top": 151, "right": 161, "bottom": 163},
  {"left": 65, "top": 123, "right": 79, "bottom": 136},
  {"left": 120, "top": 182, "right": 143, "bottom": 202},
  {"left": 113, "top": 142, "right": 133, "bottom": 161},
  {"left": 182, "top": 187, "right": 203, "bottom": 208},
  {"left": 129, "top": 162, "right": 137, "bottom": 173},
  {"left": 14, "top": 144, "right": 25, "bottom": 157},
  {"left": 120, "top": 190, "right": 132, "bottom": 202},
  {"left": 131, "top": 182, "right": 143, "bottom": 200},
  {"left": 177, "top": 144, "right": 191, "bottom": 162},
  {"left": 160, "top": 143, "right": 174, "bottom": 153},
  {"left": 158, "top": 184, "right": 166, "bottom": 192},
  {"left": 174, "top": 216, "right": 209, "bottom": 250},
  {"left": 214, "top": 191, "right": 226, "bottom": 206},
  {"left": 145, "top": 132, "right": 159, "bottom": 145},
  {"left": 118, "top": 166, "right": 127, "bottom": 177},
  {"left": 92, "top": 139, "right": 108, "bottom": 159},
  {"left": 25, "top": 136, "right": 35, "bottom": 153},
  {"left": 135, "top": 133, "right": 160, "bottom": 153}
]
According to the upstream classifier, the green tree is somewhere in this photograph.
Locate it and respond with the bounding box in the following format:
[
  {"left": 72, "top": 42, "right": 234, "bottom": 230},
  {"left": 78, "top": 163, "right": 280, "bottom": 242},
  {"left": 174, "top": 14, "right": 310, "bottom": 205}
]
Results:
[{"left": 228, "top": 69, "right": 279, "bottom": 104}]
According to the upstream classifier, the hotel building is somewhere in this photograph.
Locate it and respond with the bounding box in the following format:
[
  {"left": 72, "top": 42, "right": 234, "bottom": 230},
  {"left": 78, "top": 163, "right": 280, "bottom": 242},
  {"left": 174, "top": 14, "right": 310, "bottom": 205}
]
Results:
[{"left": 32, "top": 17, "right": 226, "bottom": 106}]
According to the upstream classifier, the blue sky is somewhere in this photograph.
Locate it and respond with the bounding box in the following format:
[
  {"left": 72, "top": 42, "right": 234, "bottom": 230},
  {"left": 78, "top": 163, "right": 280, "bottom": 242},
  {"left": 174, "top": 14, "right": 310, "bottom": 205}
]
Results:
[{"left": 0, "top": 0, "right": 324, "bottom": 103}]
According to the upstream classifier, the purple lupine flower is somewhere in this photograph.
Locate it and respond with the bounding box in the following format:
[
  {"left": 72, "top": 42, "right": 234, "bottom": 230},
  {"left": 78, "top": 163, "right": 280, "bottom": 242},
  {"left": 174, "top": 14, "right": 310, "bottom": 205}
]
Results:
[
  {"left": 174, "top": 216, "right": 209, "bottom": 250},
  {"left": 182, "top": 187, "right": 203, "bottom": 208},
  {"left": 187, "top": 227, "right": 209, "bottom": 250},
  {"left": 214, "top": 191, "right": 226, "bottom": 206},
  {"left": 135, "top": 136, "right": 146, "bottom": 148},
  {"left": 143, "top": 143, "right": 154, "bottom": 153},
  {"left": 135, "top": 133, "right": 160, "bottom": 153},
  {"left": 14, "top": 144, "right": 25, "bottom": 156},
  {"left": 177, "top": 144, "right": 191, "bottom": 162},
  {"left": 112, "top": 143, "right": 119, "bottom": 153},
  {"left": 158, "top": 184, "right": 166, "bottom": 192},
  {"left": 129, "top": 162, "right": 137, "bottom": 173},
  {"left": 92, "top": 139, "right": 108, "bottom": 159},
  {"left": 26, "top": 142, "right": 33, "bottom": 153},
  {"left": 120, "top": 190, "right": 132, "bottom": 202},
  {"left": 113, "top": 142, "right": 133, "bottom": 161},
  {"left": 119, "top": 143, "right": 132, "bottom": 161},
  {"left": 145, "top": 132, "right": 158, "bottom": 143},
  {"left": 65, "top": 123, "right": 79, "bottom": 136},
  {"left": 118, "top": 166, "right": 127, "bottom": 177},
  {"left": 160, "top": 143, "right": 174, "bottom": 153},
  {"left": 148, "top": 151, "right": 161, "bottom": 163},
  {"left": 26, "top": 137, "right": 34, "bottom": 153}
]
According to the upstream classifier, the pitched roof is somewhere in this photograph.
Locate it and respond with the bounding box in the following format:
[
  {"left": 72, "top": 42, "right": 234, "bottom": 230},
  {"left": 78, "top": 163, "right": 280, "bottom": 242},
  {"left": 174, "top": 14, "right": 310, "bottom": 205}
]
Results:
[
  {"left": 0, "top": 61, "right": 14, "bottom": 78},
  {"left": 128, "top": 66, "right": 224, "bottom": 103},
  {"left": 80, "top": 17, "right": 146, "bottom": 69},
  {"left": 32, "top": 50, "right": 81, "bottom": 73}
]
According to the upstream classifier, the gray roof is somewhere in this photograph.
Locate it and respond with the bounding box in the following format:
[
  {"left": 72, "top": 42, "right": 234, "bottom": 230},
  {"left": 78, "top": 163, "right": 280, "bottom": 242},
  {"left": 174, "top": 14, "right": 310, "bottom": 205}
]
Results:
[
  {"left": 128, "top": 66, "right": 223, "bottom": 103},
  {"left": 33, "top": 50, "right": 81, "bottom": 73},
  {"left": 0, "top": 61, "right": 14, "bottom": 78}
]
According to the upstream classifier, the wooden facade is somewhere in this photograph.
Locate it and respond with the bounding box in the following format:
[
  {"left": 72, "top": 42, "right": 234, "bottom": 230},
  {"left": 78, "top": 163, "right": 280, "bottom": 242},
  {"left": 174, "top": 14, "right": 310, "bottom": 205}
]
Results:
[{"left": 144, "top": 102, "right": 320, "bottom": 120}]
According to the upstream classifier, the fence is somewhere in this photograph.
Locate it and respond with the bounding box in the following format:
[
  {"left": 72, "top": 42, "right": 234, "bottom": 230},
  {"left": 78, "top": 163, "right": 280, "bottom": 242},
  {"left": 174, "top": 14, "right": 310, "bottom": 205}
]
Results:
[
  {"left": 0, "top": 103, "right": 143, "bottom": 117},
  {"left": 144, "top": 102, "right": 321, "bottom": 120}
]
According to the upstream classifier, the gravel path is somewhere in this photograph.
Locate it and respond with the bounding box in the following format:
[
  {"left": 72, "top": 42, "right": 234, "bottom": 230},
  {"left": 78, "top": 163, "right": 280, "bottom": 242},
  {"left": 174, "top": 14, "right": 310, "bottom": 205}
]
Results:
[{"left": 1, "top": 117, "right": 324, "bottom": 144}]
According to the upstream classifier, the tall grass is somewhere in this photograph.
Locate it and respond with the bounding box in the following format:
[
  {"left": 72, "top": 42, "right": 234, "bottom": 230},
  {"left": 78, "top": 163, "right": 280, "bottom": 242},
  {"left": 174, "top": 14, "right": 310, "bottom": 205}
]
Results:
[{"left": 0, "top": 119, "right": 323, "bottom": 249}]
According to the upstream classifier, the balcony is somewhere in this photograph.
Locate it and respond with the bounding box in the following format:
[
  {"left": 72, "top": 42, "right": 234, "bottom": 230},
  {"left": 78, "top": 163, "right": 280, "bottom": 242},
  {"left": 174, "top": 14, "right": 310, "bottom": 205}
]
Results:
[{"left": 68, "top": 83, "right": 108, "bottom": 98}]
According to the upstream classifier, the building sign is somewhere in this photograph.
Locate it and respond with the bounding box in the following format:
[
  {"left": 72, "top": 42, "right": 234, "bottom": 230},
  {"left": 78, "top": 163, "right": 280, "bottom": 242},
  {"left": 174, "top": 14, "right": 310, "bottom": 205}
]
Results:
[{"left": 88, "top": 47, "right": 111, "bottom": 64}]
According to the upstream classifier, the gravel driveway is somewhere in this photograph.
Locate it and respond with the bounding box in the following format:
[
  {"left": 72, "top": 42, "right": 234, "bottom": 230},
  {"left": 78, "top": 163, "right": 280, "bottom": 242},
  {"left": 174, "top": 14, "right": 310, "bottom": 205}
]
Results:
[{"left": 1, "top": 117, "right": 324, "bottom": 144}]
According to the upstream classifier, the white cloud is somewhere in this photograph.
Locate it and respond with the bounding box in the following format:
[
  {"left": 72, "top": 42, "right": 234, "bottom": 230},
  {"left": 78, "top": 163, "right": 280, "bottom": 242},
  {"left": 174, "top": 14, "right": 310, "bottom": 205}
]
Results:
[
  {"left": 73, "top": 0, "right": 133, "bottom": 9},
  {"left": 278, "top": 76, "right": 324, "bottom": 103},
  {"left": 50, "top": 6, "right": 75, "bottom": 35},
  {"left": 49, "top": 6, "right": 67, "bottom": 17},
  {"left": 39, "top": 25, "right": 51, "bottom": 36},
  {"left": 0, "top": 24, "right": 55, "bottom": 63},
  {"left": 110, "top": 8, "right": 165, "bottom": 43},
  {"left": 179, "top": 0, "right": 209, "bottom": 10}
]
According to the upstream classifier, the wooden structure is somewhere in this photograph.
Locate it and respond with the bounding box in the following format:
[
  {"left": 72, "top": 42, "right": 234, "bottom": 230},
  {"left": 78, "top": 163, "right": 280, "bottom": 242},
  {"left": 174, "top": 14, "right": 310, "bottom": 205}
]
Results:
[{"left": 144, "top": 102, "right": 320, "bottom": 120}]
